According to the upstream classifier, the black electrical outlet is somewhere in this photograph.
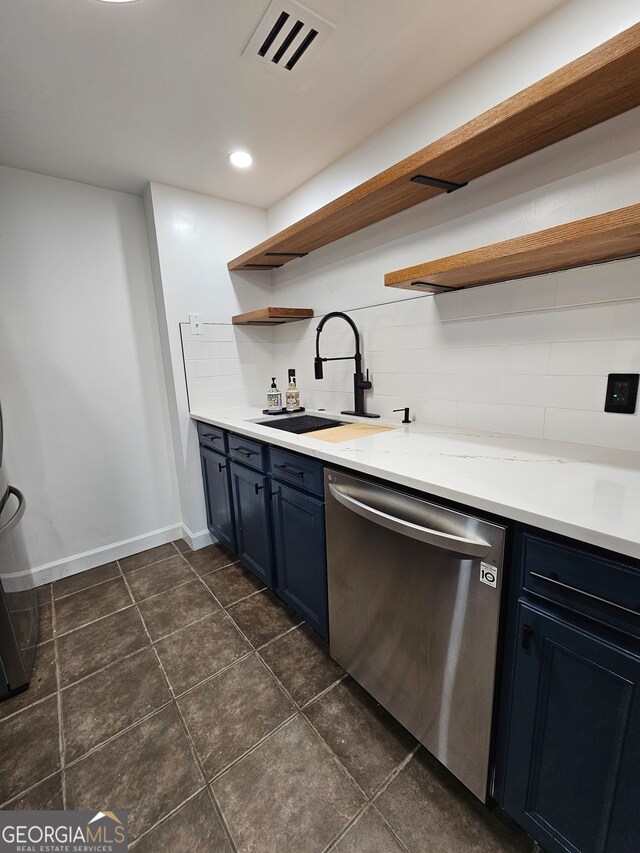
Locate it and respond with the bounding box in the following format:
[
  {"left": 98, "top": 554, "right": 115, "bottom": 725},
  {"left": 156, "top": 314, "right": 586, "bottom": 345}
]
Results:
[{"left": 604, "top": 373, "right": 639, "bottom": 414}]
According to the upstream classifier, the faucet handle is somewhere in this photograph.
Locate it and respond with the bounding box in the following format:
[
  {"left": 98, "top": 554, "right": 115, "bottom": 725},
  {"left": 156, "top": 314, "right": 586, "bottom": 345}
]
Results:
[
  {"left": 393, "top": 407, "right": 411, "bottom": 424},
  {"left": 360, "top": 368, "right": 372, "bottom": 390}
]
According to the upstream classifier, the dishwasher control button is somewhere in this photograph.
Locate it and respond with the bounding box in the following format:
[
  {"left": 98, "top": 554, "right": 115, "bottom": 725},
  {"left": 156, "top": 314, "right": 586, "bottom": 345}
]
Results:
[{"left": 480, "top": 563, "right": 498, "bottom": 588}]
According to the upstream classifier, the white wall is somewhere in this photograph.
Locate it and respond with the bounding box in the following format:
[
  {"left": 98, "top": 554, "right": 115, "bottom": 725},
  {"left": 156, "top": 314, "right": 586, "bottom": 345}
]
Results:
[
  {"left": 0, "top": 166, "right": 180, "bottom": 582},
  {"left": 144, "top": 183, "right": 268, "bottom": 545}
]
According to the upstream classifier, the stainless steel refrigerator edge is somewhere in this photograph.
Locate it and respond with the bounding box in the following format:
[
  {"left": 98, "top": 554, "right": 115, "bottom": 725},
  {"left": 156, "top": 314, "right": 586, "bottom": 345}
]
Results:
[
  {"left": 324, "top": 468, "right": 506, "bottom": 802},
  {"left": 0, "top": 401, "right": 38, "bottom": 700}
]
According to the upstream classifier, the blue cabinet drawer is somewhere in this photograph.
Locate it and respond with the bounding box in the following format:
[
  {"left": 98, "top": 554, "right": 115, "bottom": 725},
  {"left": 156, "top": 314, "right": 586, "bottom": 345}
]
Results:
[
  {"left": 521, "top": 534, "right": 640, "bottom": 635},
  {"left": 270, "top": 447, "right": 323, "bottom": 496},
  {"left": 228, "top": 433, "right": 267, "bottom": 472},
  {"left": 196, "top": 422, "right": 227, "bottom": 453}
]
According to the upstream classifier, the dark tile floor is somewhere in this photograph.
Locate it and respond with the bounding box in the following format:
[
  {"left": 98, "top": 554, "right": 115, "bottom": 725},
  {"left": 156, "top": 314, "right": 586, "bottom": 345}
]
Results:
[{"left": 0, "top": 541, "right": 536, "bottom": 852}]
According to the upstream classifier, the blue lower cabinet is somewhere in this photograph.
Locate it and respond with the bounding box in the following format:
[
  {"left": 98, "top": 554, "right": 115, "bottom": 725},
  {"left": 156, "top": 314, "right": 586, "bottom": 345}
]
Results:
[
  {"left": 200, "top": 446, "right": 236, "bottom": 553},
  {"left": 229, "top": 461, "right": 275, "bottom": 588},
  {"left": 502, "top": 600, "right": 640, "bottom": 853},
  {"left": 271, "top": 482, "right": 328, "bottom": 640}
]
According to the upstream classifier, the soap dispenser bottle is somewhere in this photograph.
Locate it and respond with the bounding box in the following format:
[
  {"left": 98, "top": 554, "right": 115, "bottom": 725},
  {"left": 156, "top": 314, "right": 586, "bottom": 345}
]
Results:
[
  {"left": 266, "top": 377, "right": 282, "bottom": 412},
  {"left": 285, "top": 369, "right": 300, "bottom": 412}
]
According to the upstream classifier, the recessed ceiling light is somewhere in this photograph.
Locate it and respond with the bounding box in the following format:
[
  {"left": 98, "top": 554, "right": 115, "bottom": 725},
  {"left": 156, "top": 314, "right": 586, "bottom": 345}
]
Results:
[{"left": 229, "top": 151, "right": 253, "bottom": 169}]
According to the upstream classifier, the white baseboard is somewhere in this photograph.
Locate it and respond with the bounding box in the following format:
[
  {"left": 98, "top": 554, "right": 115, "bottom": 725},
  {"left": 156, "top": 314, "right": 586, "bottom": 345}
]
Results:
[
  {"left": 181, "top": 524, "right": 214, "bottom": 552},
  {"left": 12, "top": 524, "right": 184, "bottom": 588}
]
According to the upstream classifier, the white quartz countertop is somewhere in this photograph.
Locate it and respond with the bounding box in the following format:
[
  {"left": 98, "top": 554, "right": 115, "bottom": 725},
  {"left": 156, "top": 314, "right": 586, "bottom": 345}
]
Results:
[{"left": 190, "top": 407, "right": 640, "bottom": 561}]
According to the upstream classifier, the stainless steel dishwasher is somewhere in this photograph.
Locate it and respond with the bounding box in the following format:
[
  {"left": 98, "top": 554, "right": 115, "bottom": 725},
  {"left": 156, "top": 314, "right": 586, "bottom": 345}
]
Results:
[{"left": 325, "top": 468, "right": 506, "bottom": 802}]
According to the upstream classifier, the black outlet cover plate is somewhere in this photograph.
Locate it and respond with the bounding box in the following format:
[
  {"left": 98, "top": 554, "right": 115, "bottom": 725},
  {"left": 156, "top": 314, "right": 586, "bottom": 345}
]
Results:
[{"left": 604, "top": 373, "right": 639, "bottom": 414}]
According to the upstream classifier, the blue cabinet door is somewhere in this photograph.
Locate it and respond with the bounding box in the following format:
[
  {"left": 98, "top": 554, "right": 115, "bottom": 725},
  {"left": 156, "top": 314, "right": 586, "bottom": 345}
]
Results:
[
  {"left": 271, "top": 482, "right": 328, "bottom": 640},
  {"left": 200, "top": 446, "right": 236, "bottom": 553},
  {"left": 229, "top": 461, "right": 275, "bottom": 588},
  {"left": 502, "top": 601, "right": 640, "bottom": 853}
]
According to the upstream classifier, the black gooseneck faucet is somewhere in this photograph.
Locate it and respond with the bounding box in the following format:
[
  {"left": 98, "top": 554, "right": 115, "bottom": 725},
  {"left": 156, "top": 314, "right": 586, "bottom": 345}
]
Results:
[{"left": 314, "top": 312, "right": 380, "bottom": 418}]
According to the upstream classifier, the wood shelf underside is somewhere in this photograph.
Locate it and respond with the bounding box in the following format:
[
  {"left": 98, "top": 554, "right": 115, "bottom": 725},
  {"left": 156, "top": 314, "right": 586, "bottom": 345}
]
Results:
[
  {"left": 383, "top": 204, "right": 640, "bottom": 292},
  {"left": 228, "top": 24, "right": 640, "bottom": 272},
  {"left": 231, "top": 307, "right": 314, "bottom": 326}
]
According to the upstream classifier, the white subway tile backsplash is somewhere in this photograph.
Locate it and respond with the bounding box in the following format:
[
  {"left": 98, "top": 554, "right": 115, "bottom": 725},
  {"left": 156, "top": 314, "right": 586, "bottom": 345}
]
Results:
[
  {"left": 187, "top": 375, "right": 244, "bottom": 396},
  {"left": 555, "top": 259, "right": 640, "bottom": 307},
  {"left": 393, "top": 324, "right": 427, "bottom": 350},
  {"left": 498, "top": 375, "right": 605, "bottom": 411},
  {"left": 420, "top": 374, "right": 461, "bottom": 401},
  {"left": 415, "top": 399, "right": 459, "bottom": 426},
  {"left": 457, "top": 402, "right": 546, "bottom": 438},
  {"left": 185, "top": 358, "right": 241, "bottom": 378},
  {"left": 183, "top": 256, "right": 640, "bottom": 452},
  {"left": 500, "top": 303, "right": 615, "bottom": 345},
  {"left": 183, "top": 340, "right": 239, "bottom": 360},
  {"left": 457, "top": 274, "right": 556, "bottom": 319},
  {"left": 458, "top": 346, "right": 502, "bottom": 376},
  {"left": 179, "top": 323, "right": 234, "bottom": 343},
  {"left": 458, "top": 374, "right": 500, "bottom": 404},
  {"left": 368, "top": 326, "right": 396, "bottom": 351},
  {"left": 498, "top": 343, "right": 550, "bottom": 375},
  {"left": 548, "top": 339, "right": 640, "bottom": 375},
  {"left": 188, "top": 390, "right": 249, "bottom": 410},
  {"left": 612, "top": 300, "right": 640, "bottom": 339},
  {"left": 544, "top": 408, "right": 640, "bottom": 452}
]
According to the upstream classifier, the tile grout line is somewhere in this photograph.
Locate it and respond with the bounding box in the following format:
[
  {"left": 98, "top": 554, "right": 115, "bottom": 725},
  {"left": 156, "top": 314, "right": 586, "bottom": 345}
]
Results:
[
  {"left": 127, "top": 785, "right": 208, "bottom": 849},
  {"left": 369, "top": 802, "right": 412, "bottom": 853},
  {"left": 118, "top": 560, "right": 239, "bottom": 853},
  {"left": 300, "top": 708, "right": 371, "bottom": 802},
  {"left": 298, "top": 672, "right": 349, "bottom": 712},
  {"left": 0, "top": 769, "right": 63, "bottom": 811},
  {"left": 59, "top": 644, "right": 154, "bottom": 693},
  {"left": 172, "top": 650, "right": 254, "bottom": 702},
  {"left": 197, "top": 580, "right": 265, "bottom": 611},
  {"left": 322, "top": 802, "right": 372, "bottom": 853},
  {"left": 320, "top": 744, "right": 420, "bottom": 853},
  {"left": 207, "top": 709, "right": 300, "bottom": 787},
  {"left": 254, "top": 619, "right": 305, "bottom": 652},
  {"left": 54, "top": 548, "right": 187, "bottom": 606},
  {"left": 63, "top": 701, "right": 174, "bottom": 773},
  {"left": 53, "top": 570, "right": 121, "bottom": 602},
  {"left": 369, "top": 744, "right": 420, "bottom": 803},
  {"left": 120, "top": 547, "right": 187, "bottom": 576},
  {"left": 54, "top": 603, "right": 134, "bottom": 641},
  {"left": 252, "top": 653, "right": 299, "bottom": 714}
]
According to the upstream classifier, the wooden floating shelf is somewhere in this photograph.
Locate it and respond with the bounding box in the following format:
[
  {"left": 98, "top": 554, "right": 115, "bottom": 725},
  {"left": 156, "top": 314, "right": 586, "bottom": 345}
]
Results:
[
  {"left": 228, "top": 23, "right": 640, "bottom": 272},
  {"left": 232, "top": 307, "right": 314, "bottom": 326},
  {"left": 384, "top": 204, "right": 640, "bottom": 293}
]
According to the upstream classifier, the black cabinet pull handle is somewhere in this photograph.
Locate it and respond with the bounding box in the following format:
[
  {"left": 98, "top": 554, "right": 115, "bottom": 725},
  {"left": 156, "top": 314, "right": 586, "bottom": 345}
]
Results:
[
  {"left": 274, "top": 463, "right": 304, "bottom": 478},
  {"left": 269, "top": 489, "right": 280, "bottom": 498},
  {"left": 218, "top": 462, "right": 226, "bottom": 472},
  {"left": 235, "top": 446, "right": 256, "bottom": 456},
  {"left": 254, "top": 482, "right": 264, "bottom": 495},
  {"left": 522, "top": 624, "right": 534, "bottom": 649},
  {"left": 204, "top": 433, "right": 221, "bottom": 441},
  {"left": 529, "top": 571, "right": 639, "bottom": 617}
]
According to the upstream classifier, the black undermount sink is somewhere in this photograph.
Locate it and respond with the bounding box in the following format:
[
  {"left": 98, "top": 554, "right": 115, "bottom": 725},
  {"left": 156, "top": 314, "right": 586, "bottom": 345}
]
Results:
[{"left": 255, "top": 415, "right": 345, "bottom": 434}]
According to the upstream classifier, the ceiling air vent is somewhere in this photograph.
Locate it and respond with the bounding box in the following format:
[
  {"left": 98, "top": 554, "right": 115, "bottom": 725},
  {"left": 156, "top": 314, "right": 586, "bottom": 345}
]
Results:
[{"left": 242, "top": 0, "right": 335, "bottom": 78}]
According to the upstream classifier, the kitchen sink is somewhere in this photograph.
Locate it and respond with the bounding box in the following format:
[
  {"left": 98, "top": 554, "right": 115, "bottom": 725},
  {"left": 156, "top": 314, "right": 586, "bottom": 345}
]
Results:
[{"left": 255, "top": 415, "right": 344, "bottom": 434}]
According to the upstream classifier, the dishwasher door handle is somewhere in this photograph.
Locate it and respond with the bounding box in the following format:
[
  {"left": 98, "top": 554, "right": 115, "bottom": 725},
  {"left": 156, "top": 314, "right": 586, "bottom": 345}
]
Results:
[{"left": 328, "top": 483, "right": 491, "bottom": 558}]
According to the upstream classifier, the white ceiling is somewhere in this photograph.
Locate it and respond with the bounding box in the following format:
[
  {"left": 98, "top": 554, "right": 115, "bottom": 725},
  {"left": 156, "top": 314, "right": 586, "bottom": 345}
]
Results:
[{"left": 0, "top": 0, "right": 566, "bottom": 209}]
